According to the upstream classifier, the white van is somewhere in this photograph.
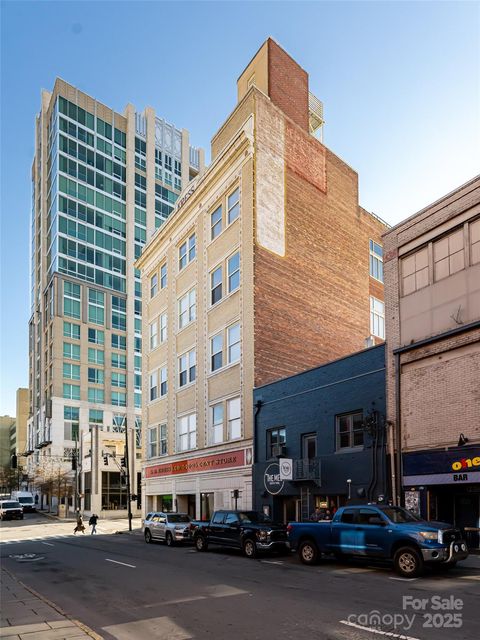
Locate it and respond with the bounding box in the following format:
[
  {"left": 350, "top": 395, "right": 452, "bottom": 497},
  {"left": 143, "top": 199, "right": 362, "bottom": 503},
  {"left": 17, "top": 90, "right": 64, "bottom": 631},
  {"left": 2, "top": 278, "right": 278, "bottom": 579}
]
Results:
[{"left": 11, "top": 491, "right": 36, "bottom": 512}]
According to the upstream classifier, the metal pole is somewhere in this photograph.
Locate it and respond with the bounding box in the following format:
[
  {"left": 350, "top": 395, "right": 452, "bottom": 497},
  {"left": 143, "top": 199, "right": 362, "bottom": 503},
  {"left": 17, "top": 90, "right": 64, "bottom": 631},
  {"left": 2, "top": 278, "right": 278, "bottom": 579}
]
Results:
[
  {"left": 125, "top": 419, "right": 132, "bottom": 531},
  {"left": 74, "top": 438, "right": 79, "bottom": 513}
]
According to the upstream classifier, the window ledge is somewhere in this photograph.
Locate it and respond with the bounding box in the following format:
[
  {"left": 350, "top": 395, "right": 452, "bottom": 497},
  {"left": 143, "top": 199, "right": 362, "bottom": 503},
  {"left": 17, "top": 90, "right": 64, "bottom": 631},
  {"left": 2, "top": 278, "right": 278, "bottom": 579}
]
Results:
[
  {"left": 335, "top": 447, "right": 364, "bottom": 454},
  {"left": 208, "top": 360, "right": 240, "bottom": 379}
]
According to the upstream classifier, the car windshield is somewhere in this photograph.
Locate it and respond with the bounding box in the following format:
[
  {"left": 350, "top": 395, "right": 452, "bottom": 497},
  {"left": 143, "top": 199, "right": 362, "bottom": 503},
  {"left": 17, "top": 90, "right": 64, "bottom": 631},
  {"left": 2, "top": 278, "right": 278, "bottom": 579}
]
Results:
[
  {"left": 1, "top": 502, "right": 21, "bottom": 508},
  {"left": 17, "top": 497, "right": 33, "bottom": 504},
  {"left": 382, "top": 507, "right": 422, "bottom": 523},
  {"left": 167, "top": 514, "right": 190, "bottom": 523},
  {"left": 238, "top": 511, "right": 273, "bottom": 524}
]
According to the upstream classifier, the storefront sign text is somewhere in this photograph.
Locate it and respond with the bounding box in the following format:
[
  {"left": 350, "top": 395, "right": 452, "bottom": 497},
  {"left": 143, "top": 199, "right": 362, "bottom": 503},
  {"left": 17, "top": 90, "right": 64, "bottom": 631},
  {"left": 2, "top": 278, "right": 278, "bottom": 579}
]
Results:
[{"left": 145, "top": 449, "right": 245, "bottom": 479}]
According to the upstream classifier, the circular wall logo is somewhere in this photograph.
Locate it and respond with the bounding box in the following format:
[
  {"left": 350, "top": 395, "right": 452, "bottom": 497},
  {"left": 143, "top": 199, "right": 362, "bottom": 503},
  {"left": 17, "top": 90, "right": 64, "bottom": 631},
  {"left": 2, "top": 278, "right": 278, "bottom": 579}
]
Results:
[{"left": 264, "top": 463, "right": 285, "bottom": 495}]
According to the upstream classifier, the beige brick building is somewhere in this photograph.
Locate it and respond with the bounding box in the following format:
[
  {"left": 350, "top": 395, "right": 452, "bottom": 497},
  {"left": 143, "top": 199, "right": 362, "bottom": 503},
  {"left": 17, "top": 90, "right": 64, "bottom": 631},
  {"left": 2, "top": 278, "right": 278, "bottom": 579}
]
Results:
[
  {"left": 384, "top": 175, "right": 480, "bottom": 541},
  {"left": 137, "top": 39, "right": 387, "bottom": 518}
]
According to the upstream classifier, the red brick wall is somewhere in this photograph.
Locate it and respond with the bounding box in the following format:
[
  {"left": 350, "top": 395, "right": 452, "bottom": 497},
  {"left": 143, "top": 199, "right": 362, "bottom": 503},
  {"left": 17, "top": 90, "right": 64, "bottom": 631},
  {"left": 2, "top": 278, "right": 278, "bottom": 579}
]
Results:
[
  {"left": 253, "top": 95, "right": 387, "bottom": 387},
  {"left": 268, "top": 39, "right": 309, "bottom": 133}
]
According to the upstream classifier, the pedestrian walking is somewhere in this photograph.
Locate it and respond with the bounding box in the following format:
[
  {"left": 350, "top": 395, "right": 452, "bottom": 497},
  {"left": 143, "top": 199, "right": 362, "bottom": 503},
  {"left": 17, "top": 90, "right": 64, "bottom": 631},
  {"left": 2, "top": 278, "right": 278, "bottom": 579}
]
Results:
[
  {"left": 73, "top": 510, "right": 85, "bottom": 535},
  {"left": 89, "top": 513, "right": 98, "bottom": 535}
]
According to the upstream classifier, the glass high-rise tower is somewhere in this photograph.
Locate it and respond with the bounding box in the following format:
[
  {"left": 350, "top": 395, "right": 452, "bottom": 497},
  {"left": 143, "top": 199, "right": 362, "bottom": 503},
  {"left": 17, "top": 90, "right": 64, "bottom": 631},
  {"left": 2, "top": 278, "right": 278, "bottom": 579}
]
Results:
[{"left": 26, "top": 79, "right": 203, "bottom": 515}]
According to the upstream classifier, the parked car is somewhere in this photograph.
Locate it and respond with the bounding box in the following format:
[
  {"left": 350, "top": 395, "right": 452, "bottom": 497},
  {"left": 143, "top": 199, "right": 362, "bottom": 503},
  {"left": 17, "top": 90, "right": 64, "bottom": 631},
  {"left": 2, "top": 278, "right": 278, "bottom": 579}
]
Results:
[
  {"left": 193, "top": 510, "right": 289, "bottom": 558},
  {"left": 143, "top": 512, "right": 192, "bottom": 546},
  {"left": 0, "top": 500, "right": 24, "bottom": 521},
  {"left": 287, "top": 504, "right": 468, "bottom": 577},
  {"left": 11, "top": 491, "right": 36, "bottom": 513}
]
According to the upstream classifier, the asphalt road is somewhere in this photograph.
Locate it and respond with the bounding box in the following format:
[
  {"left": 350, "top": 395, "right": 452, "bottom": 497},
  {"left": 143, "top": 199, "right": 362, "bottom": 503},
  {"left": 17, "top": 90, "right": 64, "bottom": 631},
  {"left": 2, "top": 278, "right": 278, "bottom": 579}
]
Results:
[{"left": 1, "top": 517, "right": 480, "bottom": 640}]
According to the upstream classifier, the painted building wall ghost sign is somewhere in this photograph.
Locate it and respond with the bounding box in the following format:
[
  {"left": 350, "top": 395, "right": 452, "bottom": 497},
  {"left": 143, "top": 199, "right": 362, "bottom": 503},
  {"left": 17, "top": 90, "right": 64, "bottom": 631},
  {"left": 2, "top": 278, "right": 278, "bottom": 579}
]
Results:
[{"left": 264, "top": 463, "right": 285, "bottom": 495}]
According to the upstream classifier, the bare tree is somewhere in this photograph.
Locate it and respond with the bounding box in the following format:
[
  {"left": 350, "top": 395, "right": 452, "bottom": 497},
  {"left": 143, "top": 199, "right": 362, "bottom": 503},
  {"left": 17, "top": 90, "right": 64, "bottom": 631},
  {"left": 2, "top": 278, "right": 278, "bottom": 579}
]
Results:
[{"left": 32, "top": 457, "right": 74, "bottom": 513}]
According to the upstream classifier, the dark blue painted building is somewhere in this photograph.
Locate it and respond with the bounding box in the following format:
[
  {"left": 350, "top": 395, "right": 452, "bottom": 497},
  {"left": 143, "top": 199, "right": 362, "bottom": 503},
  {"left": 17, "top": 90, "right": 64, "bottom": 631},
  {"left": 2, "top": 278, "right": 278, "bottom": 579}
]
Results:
[{"left": 253, "top": 344, "right": 388, "bottom": 523}]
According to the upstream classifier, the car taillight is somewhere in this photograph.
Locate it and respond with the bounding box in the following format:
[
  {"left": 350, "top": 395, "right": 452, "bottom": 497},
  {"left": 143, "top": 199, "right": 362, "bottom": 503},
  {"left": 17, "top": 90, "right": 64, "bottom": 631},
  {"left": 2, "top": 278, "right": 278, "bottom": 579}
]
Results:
[{"left": 287, "top": 524, "right": 293, "bottom": 533}]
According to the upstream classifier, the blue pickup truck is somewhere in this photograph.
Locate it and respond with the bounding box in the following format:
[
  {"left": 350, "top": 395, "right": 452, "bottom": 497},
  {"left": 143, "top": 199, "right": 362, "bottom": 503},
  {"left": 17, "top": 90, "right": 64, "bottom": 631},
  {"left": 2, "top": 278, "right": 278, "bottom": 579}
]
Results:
[{"left": 287, "top": 504, "right": 468, "bottom": 577}]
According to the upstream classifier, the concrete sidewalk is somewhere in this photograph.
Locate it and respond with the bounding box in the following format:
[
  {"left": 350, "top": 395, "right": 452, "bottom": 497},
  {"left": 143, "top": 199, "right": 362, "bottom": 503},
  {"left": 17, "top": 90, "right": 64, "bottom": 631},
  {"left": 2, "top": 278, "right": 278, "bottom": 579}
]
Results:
[{"left": 0, "top": 568, "right": 101, "bottom": 640}]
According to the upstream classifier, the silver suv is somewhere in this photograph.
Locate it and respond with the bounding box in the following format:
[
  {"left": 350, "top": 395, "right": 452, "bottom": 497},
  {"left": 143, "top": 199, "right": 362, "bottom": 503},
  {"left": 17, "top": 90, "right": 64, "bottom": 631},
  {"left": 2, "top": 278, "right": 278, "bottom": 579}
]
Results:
[
  {"left": 144, "top": 512, "right": 192, "bottom": 546},
  {"left": 0, "top": 500, "right": 24, "bottom": 521}
]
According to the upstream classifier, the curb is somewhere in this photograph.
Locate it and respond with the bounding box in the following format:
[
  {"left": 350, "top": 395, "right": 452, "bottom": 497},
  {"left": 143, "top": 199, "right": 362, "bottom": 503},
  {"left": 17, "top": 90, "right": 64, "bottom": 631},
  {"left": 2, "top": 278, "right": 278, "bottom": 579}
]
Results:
[{"left": 2, "top": 566, "right": 103, "bottom": 640}]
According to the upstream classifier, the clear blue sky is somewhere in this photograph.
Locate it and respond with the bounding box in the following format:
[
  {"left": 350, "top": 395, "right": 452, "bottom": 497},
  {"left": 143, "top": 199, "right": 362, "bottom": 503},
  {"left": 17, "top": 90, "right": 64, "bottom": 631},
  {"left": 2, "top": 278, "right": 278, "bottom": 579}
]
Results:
[{"left": 1, "top": 0, "right": 479, "bottom": 415}]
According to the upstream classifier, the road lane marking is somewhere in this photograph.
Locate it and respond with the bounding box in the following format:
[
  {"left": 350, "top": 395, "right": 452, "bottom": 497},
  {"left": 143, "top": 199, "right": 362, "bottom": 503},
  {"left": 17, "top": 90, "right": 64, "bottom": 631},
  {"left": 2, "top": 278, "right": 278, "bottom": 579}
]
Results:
[
  {"left": 42, "top": 542, "right": 54, "bottom": 546},
  {"left": 340, "top": 619, "right": 420, "bottom": 639},
  {"left": 105, "top": 558, "right": 136, "bottom": 568},
  {"left": 260, "top": 560, "right": 284, "bottom": 565}
]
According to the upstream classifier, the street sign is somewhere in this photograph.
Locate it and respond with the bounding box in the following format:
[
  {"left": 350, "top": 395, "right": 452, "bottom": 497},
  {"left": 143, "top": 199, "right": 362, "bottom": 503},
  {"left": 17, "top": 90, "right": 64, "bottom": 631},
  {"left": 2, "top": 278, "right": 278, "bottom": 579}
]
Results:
[{"left": 279, "top": 458, "right": 293, "bottom": 481}]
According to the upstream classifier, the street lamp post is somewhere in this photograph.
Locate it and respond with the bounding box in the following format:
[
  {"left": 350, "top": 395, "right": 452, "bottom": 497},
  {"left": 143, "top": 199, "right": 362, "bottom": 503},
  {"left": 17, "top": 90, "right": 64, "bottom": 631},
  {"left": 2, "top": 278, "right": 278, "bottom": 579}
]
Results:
[{"left": 124, "top": 420, "right": 132, "bottom": 532}]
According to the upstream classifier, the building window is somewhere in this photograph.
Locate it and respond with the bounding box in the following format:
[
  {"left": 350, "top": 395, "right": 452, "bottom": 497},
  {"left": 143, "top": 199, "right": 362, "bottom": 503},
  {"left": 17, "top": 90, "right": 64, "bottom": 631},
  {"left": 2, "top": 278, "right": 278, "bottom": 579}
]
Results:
[
  {"left": 112, "top": 353, "right": 126, "bottom": 369},
  {"left": 63, "top": 384, "right": 80, "bottom": 400},
  {"left": 149, "top": 371, "right": 158, "bottom": 401},
  {"left": 433, "top": 228, "right": 465, "bottom": 281},
  {"left": 88, "top": 409, "right": 103, "bottom": 431},
  {"left": 150, "top": 320, "right": 158, "bottom": 350},
  {"left": 227, "top": 188, "right": 240, "bottom": 224},
  {"left": 471, "top": 218, "right": 480, "bottom": 265},
  {"left": 88, "top": 328, "right": 105, "bottom": 345},
  {"left": 267, "top": 427, "right": 286, "bottom": 458},
  {"left": 369, "top": 240, "right": 383, "bottom": 282},
  {"left": 211, "top": 206, "right": 222, "bottom": 240},
  {"left": 337, "top": 412, "right": 364, "bottom": 449},
  {"left": 179, "top": 233, "right": 196, "bottom": 270},
  {"left": 64, "top": 406, "right": 79, "bottom": 441},
  {"left": 148, "top": 427, "right": 157, "bottom": 458},
  {"left": 177, "top": 413, "right": 196, "bottom": 452},
  {"left": 88, "top": 388, "right": 104, "bottom": 403},
  {"left": 210, "top": 333, "right": 223, "bottom": 371},
  {"left": 88, "top": 368, "right": 104, "bottom": 384},
  {"left": 160, "top": 366, "right": 168, "bottom": 396},
  {"left": 150, "top": 273, "right": 158, "bottom": 298},
  {"left": 179, "top": 349, "right": 196, "bottom": 387},
  {"left": 63, "top": 363, "right": 80, "bottom": 380},
  {"left": 112, "top": 372, "right": 126, "bottom": 388},
  {"left": 111, "top": 334, "right": 126, "bottom": 350},
  {"left": 370, "top": 297, "right": 385, "bottom": 340},
  {"left": 160, "top": 312, "right": 168, "bottom": 342},
  {"left": 64, "top": 321, "right": 80, "bottom": 340},
  {"left": 210, "top": 403, "right": 224, "bottom": 445},
  {"left": 111, "top": 392, "right": 126, "bottom": 407},
  {"left": 302, "top": 433, "right": 317, "bottom": 459},
  {"left": 227, "top": 397, "right": 241, "bottom": 440},
  {"left": 88, "top": 289, "right": 105, "bottom": 325},
  {"left": 227, "top": 323, "right": 240, "bottom": 364},
  {"left": 227, "top": 252, "right": 240, "bottom": 293},
  {"left": 111, "top": 296, "right": 127, "bottom": 331},
  {"left": 63, "top": 342, "right": 80, "bottom": 361},
  {"left": 160, "top": 263, "right": 167, "bottom": 289},
  {"left": 211, "top": 266, "right": 223, "bottom": 305},
  {"left": 401, "top": 247, "right": 429, "bottom": 296},
  {"left": 159, "top": 423, "right": 167, "bottom": 455},
  {"left": 178, "top": 288, "right": 196, "bottom": 329},
  {"left": 63, "top": 281, "right": 81, "bottom": 319},
  {"left": 88, "top": 348, "right": 104, "bottom": 365}
]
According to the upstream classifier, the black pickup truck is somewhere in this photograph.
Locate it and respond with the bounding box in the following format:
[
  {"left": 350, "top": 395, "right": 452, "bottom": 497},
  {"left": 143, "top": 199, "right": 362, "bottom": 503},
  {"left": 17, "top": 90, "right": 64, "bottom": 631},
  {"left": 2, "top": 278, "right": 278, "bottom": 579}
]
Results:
[{"left": 192, "top": 510, "right": 289, "bottom": 558}]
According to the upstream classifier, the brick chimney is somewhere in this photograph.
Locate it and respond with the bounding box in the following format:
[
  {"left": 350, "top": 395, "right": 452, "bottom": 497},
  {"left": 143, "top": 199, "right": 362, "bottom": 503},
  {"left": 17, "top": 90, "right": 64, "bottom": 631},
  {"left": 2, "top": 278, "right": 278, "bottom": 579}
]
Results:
[{"left": 237, "top": 38, "right": 309, "bottom": 132}]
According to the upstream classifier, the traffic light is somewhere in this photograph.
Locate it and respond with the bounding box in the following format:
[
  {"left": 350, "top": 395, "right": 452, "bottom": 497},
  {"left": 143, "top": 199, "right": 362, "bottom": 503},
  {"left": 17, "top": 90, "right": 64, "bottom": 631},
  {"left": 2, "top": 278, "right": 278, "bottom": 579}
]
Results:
[
  {"left": 120, "top": 457, "right": 126, "bottom": 467},
  {"left": 72, "top": 453, "right": 77, "bottom": 471},
  {"left": 11, "top": 454, "right": 17, "bottom": 469},
  {"left": 103, "top": 455, "right": 109, "bottom": 466}
]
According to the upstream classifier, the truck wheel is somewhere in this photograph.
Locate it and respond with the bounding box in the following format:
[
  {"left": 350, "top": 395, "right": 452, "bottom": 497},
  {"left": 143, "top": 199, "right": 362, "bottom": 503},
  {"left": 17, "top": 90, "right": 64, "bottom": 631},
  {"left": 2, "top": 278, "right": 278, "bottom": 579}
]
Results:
[
  {"left": 394, "top": 546, "right": 423, "bottom": 578},
  {"left": 165, "top": 532, "right": 175, "bottom": 547},
  {"left": 299, "top": 539, "right": 319, "bottom": 565},
  {"left": 243, "top": 538, "right": 257, "bottom": 559},
  {"left": 144, "top": 529, "right": 152, "bottom": 544},
  {"left": 195, "top": 535, "right": 208, "bottom": 552}
]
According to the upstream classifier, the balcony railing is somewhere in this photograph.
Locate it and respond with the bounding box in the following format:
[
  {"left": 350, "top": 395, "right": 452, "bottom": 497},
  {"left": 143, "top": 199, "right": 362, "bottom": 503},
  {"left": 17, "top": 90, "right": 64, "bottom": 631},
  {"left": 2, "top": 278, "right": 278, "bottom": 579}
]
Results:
[{"left": 293, "top": 458, "right": 321, "bottom": 482}]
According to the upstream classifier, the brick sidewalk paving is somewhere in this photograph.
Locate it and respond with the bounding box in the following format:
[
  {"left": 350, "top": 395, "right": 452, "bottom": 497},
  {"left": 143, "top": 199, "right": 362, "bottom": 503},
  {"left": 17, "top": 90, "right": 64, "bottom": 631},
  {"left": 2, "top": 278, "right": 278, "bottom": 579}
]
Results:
[{"left": 0, "top": 568, "right": 101, "bottom": 640}]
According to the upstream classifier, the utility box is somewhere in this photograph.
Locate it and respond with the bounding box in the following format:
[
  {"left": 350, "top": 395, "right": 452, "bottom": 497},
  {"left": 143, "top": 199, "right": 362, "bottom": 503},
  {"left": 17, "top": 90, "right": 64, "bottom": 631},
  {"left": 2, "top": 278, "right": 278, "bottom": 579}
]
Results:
[{"left": 58, "top": 504, "right": 67, "bottom": 518}]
